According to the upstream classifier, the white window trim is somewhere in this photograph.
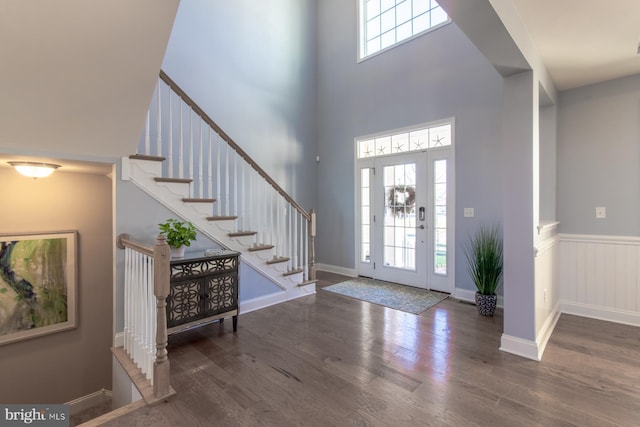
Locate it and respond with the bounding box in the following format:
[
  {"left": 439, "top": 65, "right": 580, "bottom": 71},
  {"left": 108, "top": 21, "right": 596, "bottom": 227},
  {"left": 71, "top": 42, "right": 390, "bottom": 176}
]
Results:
[{"left": 357, "top": 0, "right": 451, "bottom": 63}]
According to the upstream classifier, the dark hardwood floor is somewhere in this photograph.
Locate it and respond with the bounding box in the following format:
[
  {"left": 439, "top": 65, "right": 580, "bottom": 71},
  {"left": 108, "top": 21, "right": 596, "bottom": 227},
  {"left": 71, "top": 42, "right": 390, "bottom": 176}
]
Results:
[{"left": 102, "top": 271, "right": 640, "bottom": 426}]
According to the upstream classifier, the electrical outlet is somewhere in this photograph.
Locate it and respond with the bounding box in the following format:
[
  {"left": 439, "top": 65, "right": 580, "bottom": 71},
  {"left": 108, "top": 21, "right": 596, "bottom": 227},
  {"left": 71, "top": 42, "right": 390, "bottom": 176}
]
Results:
[
  {"left": 595, "top": 207, "right": 606, "bottom": 219},
  {"left": 464, "top": 208, "right": 474, "bottom": 218}
]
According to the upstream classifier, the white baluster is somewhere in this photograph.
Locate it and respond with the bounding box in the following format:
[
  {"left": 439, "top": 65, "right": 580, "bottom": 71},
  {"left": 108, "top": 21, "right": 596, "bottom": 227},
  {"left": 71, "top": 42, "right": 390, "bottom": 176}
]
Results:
[
  {"left": 124, "top": 248, "right": 130, "bottom": 353},
  {"left": 199, "top": 120, "right": 204, "bottom": 198},
  {"left": 156, "top": 84, "right": 161, "bottom": 157},
  {"left": 302, "top": 213, "right": 306, "bottom": 275},
  {"left": 216, "top": 134, "right": 221, "bottom": 216},
  {"left": 141, "top": 254, "right": 147, "bottom": 375},
  {"left": 147, "top": 256, "right": 155, "bottom": 381},
  {"left": 286, "top": 204, "right": 291, "bottom": 269},
  {"left": 293, "top": 209, "right": 298, "bottom": 269},
  {"left": 188, "top": 110, "right": 193, "bottom": 190},
  {"left": 268, "top": 184, "right": 273, "bottom": 245},
  {"left": 208, "top": 129, "right": 213, "bottom": 201},
  {"left": 233, "top": 151, "right": 238, "bottom": 218},
  {"left": 144, "top": 111, "right": 150, "bottom": 155},
  {"left": 248, "top": 168, "right": 254, "bottom": 232},
  {"left": 179, "top": 104, "right": 184, "bottom": 179},
  {"left": 270, "top": 187, "right": 275, "bottom": 246},
  {"left": 240, "top": 161, "right": 245, "bottom": 231},
  {"left": 132, "top": 251, "right": 139, "bottom": 364},
  {"left": 276, "top": 197, "right": 284, "bottom": 257},
  {"left": 138, "top": 252, "right": 144, "bottom": 370},
  {"left": 224, "top": 145, "right": 229, "bottom": 216},
  {"left": 168, "top": 90, "right": 173, "bottom": 177},
  {"left": 257, "top": 177, "right": 262, "bottom": 243}
]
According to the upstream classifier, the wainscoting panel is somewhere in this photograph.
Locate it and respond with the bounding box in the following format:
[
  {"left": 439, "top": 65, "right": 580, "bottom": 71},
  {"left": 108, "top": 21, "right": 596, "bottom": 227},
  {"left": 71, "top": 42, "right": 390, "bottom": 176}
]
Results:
[
  {"left": 534, "top": 235, "right": 561, "bottom": 359},
  {"left": 559, "top": 234, "right": 640, "bottom": 326}
]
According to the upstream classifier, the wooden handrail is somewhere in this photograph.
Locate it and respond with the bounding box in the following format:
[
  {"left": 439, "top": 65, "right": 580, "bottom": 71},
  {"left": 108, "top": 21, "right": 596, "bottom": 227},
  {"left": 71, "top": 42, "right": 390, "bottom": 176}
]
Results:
[
  {"left": 159, "top": 70, "right": 311, "bottom": 222},
  {"left": 117, "top": 233, "right": 154, "bottom": 257}
]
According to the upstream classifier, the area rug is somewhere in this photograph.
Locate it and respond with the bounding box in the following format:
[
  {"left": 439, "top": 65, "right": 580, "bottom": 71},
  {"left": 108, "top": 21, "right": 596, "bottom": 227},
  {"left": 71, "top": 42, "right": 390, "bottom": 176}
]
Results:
[{"left": 322, "top": 278, "right": 448, "bottom": 315}]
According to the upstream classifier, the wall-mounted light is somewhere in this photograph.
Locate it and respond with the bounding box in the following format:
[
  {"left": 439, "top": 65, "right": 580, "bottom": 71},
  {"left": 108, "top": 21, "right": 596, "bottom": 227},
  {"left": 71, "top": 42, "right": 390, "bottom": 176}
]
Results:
[{"left": 8, "top": 161, "right": 61, "bottom": 178}]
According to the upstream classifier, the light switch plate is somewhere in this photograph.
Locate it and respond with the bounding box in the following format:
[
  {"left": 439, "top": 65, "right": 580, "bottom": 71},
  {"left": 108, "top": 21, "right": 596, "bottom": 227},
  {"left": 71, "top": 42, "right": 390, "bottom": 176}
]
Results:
[
  {"left": 595, "top": 207, "right": 606, "bottom": 219},
  {"left": 464, "top": 208, "right": 475, "bottom": 218}
]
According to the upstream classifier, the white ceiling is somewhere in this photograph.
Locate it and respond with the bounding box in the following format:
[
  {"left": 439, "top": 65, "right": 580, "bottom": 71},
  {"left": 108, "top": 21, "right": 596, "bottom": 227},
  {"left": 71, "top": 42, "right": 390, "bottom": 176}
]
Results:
[
  {"left": 512, "top": 0, "right": 640, "bottom": 90},
  {"left": 0, "top": 0, "right": 179, "bottom": 175}
]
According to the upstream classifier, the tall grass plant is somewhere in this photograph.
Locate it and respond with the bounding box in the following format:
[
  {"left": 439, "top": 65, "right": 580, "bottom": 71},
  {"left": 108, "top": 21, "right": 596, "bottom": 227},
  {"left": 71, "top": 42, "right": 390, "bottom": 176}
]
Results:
[{"left": 464, "top": 224, "right": 503, "bottom": 295}]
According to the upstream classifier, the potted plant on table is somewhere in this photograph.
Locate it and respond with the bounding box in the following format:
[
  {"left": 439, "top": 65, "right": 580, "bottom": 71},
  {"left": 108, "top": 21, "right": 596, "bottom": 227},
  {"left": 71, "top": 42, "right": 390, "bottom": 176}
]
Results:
[
  {"left": 158, "top": 218, "right": 197, "bottom": 258},
  {"left": 463, "top": 224, "right": 503, "bottom": 316}
]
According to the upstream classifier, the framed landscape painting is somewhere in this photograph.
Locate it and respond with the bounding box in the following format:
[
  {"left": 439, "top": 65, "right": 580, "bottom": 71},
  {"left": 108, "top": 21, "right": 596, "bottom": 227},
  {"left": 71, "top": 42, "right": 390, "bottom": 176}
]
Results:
[{"left": 0, "top": 231, "right": 77, "bottom": 345}]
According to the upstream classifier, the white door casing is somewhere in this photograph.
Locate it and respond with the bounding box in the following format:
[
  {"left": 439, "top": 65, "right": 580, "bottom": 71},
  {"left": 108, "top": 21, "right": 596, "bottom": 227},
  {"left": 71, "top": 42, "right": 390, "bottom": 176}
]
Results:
[{"left": 355, "top": 120, "right": 455, "bottom": 293}]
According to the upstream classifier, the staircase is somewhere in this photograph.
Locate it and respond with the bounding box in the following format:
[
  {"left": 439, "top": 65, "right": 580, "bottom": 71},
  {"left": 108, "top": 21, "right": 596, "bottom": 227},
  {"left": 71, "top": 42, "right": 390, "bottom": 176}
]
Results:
[{"left": 124, "top": 71, "right": 316, "bottom": 301}]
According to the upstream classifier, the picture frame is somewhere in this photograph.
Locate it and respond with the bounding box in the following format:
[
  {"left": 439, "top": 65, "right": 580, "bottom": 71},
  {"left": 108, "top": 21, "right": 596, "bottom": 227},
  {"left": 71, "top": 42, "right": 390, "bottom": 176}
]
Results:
[{"left": 0, "top": 231, "right": 77, "bottom": 345}]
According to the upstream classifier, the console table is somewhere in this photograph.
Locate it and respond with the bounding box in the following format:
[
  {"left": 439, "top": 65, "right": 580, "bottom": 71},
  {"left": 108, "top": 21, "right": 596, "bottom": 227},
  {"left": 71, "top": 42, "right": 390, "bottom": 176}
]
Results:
[{"left": 166, "top": 250, "right": 239, "bottom": 335}]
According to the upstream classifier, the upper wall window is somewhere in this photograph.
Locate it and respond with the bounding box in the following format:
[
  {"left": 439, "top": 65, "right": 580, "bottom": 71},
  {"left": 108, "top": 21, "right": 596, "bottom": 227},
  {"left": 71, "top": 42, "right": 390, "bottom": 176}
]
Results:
[{"left": 358, "top": 0, "right": 449, "bottom": 60}]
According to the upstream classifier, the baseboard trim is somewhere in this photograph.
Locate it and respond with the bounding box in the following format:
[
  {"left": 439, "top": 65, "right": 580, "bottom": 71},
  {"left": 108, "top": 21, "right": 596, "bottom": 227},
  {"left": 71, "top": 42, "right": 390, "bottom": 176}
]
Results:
[
  {"left": 66, "top": 389, "right": 112, "bottom": 416},
  {"left": 561, "top": 301, "right": 640, "bottom": 327},
  {"left": 315, "top": 263, "right": 357, "bottom": 277},
  {"left": 453, "top": 288, "right": 504, "bottom": 307},
  {"left": 500, "top": 334, "right": 540, "bottom": 361},
  {"left": 240, "top": 292, "right": 287, "bottom": 315},
  {"left": 536, "top": 302, "right": 562, "bottom": 359}
]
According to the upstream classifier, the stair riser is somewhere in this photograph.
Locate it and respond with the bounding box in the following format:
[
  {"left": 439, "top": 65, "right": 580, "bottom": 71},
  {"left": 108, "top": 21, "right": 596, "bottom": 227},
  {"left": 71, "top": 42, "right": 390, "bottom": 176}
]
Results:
[
  {"left": 186, "top": 202, "right": 213, "bottom": 216},
  {"left": 249, "top": 248, "right": 276, "bottom": 262},
  {"left": 229, "top": 234, "right": 257, "bottom": 247}
]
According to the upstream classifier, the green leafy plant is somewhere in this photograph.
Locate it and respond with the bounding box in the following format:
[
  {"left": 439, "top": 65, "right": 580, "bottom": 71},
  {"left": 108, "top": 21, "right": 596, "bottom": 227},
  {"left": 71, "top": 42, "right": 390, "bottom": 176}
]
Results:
[
  {"left": 158, "top": 219, "right": 197, "bottom": 249},
  {"left": 464, "top": 224, "right": 503, "bottom": 295}
]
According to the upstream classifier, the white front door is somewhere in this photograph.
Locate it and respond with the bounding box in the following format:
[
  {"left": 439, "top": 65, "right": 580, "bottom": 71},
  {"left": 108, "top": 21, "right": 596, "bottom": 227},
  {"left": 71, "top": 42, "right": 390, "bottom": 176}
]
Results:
[
  {"left": 358, "top": 153, "right": 427, "bottom": 288},
  {"left": 357, "top": 151, "right": 453, "bottom": 293}
]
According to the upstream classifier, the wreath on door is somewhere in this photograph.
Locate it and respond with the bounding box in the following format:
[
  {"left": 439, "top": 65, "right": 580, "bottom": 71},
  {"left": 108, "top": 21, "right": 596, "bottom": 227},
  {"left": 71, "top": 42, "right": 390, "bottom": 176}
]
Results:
[{"left": 387, "top": 185, "right": 416, "bottom": 215}]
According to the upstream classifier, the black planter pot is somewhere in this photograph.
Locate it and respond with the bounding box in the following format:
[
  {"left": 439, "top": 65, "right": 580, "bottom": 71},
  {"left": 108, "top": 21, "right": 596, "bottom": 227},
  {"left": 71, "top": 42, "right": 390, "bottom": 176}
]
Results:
[{"left": 475, "top": 292, "right": 497, "bottom": 316}]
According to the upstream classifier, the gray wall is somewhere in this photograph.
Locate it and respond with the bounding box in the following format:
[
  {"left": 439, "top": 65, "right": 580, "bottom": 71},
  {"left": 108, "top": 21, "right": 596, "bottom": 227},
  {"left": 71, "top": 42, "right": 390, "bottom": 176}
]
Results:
[
  {"left": 557, "top": 73, "right": 640, "bottom": 236},
  {"left": 114, "top": 172, "right": 281, "bottom": 332},
  {"left": 316, "top": 0, "right": 504, "bottom": 291},
  {"left": 160, "top": 0, "right": 318, "bottom": 210},
  {"left": 0, "top": 168, "right": 112, "bottom": 403}
]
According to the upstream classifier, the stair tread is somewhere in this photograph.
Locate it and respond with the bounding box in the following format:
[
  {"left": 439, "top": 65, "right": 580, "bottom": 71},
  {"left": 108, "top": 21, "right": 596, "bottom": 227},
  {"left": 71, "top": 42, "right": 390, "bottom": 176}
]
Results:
[
  {"left": 129, "top": 154, "right": 166, "bottom": 162},
  {"left": 297, "top": 279, "right": 317, "bottom": 287},
  {"left": 154, "top": 177, "right": 193, "bottom": 184},
  {"left": 182, "top": 198, "right": 216, "bottom": 203},
  {"left": 206, "top": 216, "right": 238, "bottom": 221},
  {"left": 266, "top": 257, "right": 290, "bottom": 265},
  {"left": 283, "top": 268, "right": 304, "bottom": 277},
  {"left": 248, "top": 244, "right": 275, "bottom": 252},
  {"left": 229, "top": 231, "right": 257, "bottom": 237}
]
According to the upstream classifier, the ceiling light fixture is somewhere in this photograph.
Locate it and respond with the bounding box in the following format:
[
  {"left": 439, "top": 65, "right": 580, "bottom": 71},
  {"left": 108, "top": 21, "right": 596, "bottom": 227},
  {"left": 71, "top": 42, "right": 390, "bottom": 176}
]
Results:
[{"left": 8, "top": 161, "right": 61, "bottom": 178}]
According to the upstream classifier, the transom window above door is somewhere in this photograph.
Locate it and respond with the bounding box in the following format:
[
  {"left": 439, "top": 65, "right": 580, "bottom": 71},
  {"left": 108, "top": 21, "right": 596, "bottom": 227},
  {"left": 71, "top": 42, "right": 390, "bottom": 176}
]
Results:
[
  {"left": 359, "top": 0, "right": 449, "bottom": 60},
  {"left": 357, "top": 122, "right": 451, "bottom": 159}
]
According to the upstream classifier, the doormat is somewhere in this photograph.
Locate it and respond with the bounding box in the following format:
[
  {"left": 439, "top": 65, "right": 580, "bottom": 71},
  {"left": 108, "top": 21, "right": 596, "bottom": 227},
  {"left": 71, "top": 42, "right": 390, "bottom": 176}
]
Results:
[{"left": 322, "top": 278, "right": 448, "bottom": 315}]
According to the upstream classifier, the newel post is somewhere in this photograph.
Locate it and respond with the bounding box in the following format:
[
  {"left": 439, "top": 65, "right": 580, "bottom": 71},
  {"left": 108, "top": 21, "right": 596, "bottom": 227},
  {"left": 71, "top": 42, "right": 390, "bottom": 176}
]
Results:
[
  {"left": 308, "top": 209, "right": 317, "bottom": 281},
  {"left": 153, "top": 234, "right": 171, "bottom": 398}
]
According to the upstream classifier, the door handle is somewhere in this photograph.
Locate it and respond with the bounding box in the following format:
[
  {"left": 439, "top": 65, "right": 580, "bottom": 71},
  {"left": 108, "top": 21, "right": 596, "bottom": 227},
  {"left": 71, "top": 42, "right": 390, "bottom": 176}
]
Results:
[{"left": 416, "top": 225, "right": 425, "bottom": 230}]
